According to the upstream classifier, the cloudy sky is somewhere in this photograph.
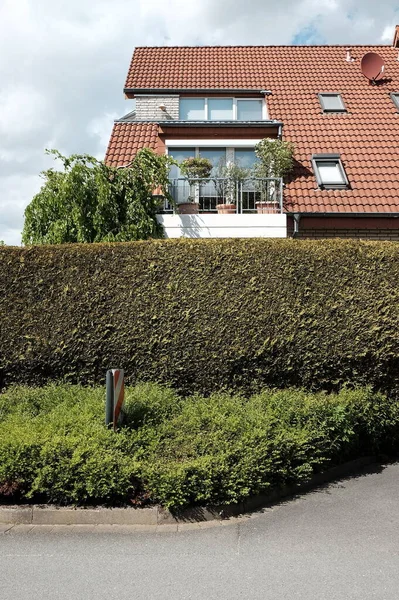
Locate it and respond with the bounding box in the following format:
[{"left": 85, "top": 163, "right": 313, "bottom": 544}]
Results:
[{"left": 1, "top": 0, "right": 398, "bottom": 244}]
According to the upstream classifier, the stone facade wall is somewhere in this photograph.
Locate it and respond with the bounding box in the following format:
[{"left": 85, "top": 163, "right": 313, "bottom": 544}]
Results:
[{"left": 135, "top": 96, "right": 179, "bottom": 121}]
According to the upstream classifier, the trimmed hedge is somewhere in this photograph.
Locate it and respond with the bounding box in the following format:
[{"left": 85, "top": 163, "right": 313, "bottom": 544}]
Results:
[
  {"left": 1, "top": 239, "right": 399, "bottom": 395},
  {"left": 1, "top": 384, "right": 398, "bottom": 508}
]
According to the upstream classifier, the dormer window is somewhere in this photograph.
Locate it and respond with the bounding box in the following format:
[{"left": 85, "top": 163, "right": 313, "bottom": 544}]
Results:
[
  {"left": 179, "top": 98, "right": 205, "bottom": 120},
  {"left": 179, "top": 97, "right": 267, "bottom": 121},
  {"left": 312, "top": 154, "right": 349, "bottom": 190},
  {"left": 237, "top": 99, "right": 263, "bottom": 120},
  {"left": 391, "top": 93, "right": 399, "bottom": 111},
  {"left": 318, "top": 93, "right": 346, "bottom": 113},
  {"left": 208, "top": 98, "right": 234, "bottom": 120}
]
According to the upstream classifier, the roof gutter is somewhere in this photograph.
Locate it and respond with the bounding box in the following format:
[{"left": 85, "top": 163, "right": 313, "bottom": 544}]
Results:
[
  {"left": 114, "top": 118, "right": 283, "bottom": 127},
  {"left": 124, "top": 88, "right": 272, "bottom": 96},
  {"left": 159, "top": 120, "right": 283, "bottom": 128}
]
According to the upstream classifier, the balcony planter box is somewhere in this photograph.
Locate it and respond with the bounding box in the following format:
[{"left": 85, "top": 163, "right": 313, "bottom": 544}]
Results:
[
  {"left": 256, "top": 201, "right": 280, "bottom": 214},
  {"left": 177, "top": 202, "right": 200, "bottom": 215},
  {"left": 216, "top": 203, "right": 236, "bottom": 215}
]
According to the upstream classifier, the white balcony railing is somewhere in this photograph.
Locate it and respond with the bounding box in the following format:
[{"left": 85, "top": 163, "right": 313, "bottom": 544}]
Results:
[{"left": 161, "top": 177, "right": 284, "bottom": 214}]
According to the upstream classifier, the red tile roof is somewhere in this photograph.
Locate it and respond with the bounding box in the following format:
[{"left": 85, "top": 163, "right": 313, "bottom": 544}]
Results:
[
  {"left": 105, "top": 122, "right": 159, "bottom": 167},
  {"left": 107, "top": 44, "right": 399, "bottom": 213}
]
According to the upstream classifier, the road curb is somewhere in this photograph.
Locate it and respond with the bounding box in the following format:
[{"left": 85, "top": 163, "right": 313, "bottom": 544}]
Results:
[{"left": 0, "top": 456, "right": 376, "bottom": 526}]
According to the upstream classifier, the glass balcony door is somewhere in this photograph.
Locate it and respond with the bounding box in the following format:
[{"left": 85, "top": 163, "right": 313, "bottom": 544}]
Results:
[
  {"left": 198, "top": 148, "right": 226, "bottom": 211},
  {"left": 168, "top": 148, "right": 195, "bottom": 204}
]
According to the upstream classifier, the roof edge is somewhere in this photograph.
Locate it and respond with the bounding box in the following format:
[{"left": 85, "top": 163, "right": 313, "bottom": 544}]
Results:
[
  {"left": 131, "top": 44, "right": 393, "bottom": 49},
  {"left": 124, "top": 88, "right": 269, "bottom": 95},
  {"left": 286, "top": 212, "right": 399, "bottom": 217},
  {"left": 114, "top": 118, "right": 283, "bottom": 127}
]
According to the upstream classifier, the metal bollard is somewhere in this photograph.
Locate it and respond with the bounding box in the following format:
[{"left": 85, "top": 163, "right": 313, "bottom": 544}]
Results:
[
  {"left": 105, "top": 369, "right": 125, "bottom": 430},
  {"left": 105, "top": 370, "right": 114, "bottom": 427}
]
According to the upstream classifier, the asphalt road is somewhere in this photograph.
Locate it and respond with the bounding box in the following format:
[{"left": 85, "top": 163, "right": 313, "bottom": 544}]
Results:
[{"left": 1, "top": 462, "right": 399, "bottom": 600}]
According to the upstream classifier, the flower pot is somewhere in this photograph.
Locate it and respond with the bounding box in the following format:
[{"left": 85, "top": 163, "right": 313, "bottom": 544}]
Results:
[
  {"left": 256, "top": 201, "right": 280, "bottom": 214},
  {"left": 216, "top": 203, "right": 236, "bottom": 215},
  {"left": 177, "top": 202, "right": 200, "bottom": 215}
]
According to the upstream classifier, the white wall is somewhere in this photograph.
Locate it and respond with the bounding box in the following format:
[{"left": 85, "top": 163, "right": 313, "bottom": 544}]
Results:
[
  {"left": 157, "top": 214, "right": 287, "bottom": 238},
  {"left": 135, "top": 95, "right": 179, "bottom": 120}
]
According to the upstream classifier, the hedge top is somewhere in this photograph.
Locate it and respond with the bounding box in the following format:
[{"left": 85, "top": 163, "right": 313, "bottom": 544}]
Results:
[{"left": 1, "top": 238, "right": 399, "bottom": 395}]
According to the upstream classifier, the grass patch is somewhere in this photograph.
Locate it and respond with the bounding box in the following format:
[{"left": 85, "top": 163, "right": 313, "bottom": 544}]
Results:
[{"left": 1, "top": 383, "right": 398, "bottom": 509}]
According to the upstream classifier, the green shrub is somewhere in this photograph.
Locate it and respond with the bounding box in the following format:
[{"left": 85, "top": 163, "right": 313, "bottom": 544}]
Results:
[
  {"left": 2, "top": 239, "right": 399, "bottom": 396},
  {"left": 123, "top": 382, "right": 181, "bottom": 427},
  {"left": 0, "top": 384, "right": 138, "bottom": 504},
  {"left": 1, "top": 383, "right": 398, "bottom": 508}
]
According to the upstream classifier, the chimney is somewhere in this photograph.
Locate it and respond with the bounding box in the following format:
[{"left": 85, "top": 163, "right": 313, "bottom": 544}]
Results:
[
  {"left": 393, "top": 25, "right": 399, "bottom": 48},
  {"left": 345, "top": 47, "right": 354, "bottom": 62}
]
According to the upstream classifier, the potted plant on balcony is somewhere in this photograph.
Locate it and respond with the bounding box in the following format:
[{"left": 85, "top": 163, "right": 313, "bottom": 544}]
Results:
[
  {"left": 253, "top": 138, "right": 294, "bottom": 213},
  {"left": 213, "top": 161, "right": 251, "bottom": 214},
  {"left": 179, "top": 157, "right": 213, "bottom": 214}
]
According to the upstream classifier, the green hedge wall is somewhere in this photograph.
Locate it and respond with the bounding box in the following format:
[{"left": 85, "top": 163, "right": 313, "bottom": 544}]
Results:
[{"left": 1, "top": 239, "right": 399, "bottom": 395}]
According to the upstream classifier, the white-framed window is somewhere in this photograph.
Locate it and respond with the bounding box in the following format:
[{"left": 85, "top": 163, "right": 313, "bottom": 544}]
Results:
[
  {"left": 237, "top": 99, "right": 264, "bottom": 120},
  {"left": 390, "top": 93, "right": 399, "bottom": 111},
  {"left": 179, "top": 98, "right": 206, "bottom": 120},
  {"left": 318, "top": 93, "right": 346, "bottom": 113},
  {"left": 208, "top": 98, "right": 234, "bottom": 120},
  {"left": 179, "top": 98, "right": 267, "bottom": 121},
  {"left": 234, "top": 148, "right": 258, "bottom": 168},
  {"left": 312, "top": 154, "right": 349, "bottom": 190},
  {"left": 198, "top": 147, "right": 227, "bottom": 172},
  {"left": 168, "top": 147, "right": 196, "bottom": 179},
  {"left": 167, "top": 144, "right": 259, "bottom": 175}
]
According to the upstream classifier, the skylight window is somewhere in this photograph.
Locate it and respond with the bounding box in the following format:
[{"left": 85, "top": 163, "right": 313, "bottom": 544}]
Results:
[
  {"left": 391, "top": 93, "right": 399, "bottom": 111},
  {"left": 312, "top": 154, "right": 349, "bottom": 190},
  {"left": 318, "top": 93, "right": 346, "bottom": 113}
]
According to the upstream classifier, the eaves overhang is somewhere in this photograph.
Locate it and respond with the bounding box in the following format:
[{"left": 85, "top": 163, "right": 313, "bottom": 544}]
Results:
[
  {"left": 124, "top": 88, "right": 272, "bottom": 96},
  {"left": 160, "top": 120, "right": 283, "bottom": 127},
  {"left": 115, "top": 118, "right": 283, "bottom": 128}
]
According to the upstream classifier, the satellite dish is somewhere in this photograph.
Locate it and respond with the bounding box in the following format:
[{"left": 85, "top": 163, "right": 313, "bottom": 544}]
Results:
[{"left": 361, "top": 52, "right": 385, "bottom": 82}]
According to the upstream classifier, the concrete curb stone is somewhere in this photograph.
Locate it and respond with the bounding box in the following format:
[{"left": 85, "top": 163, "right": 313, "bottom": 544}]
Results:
[
  {"left": 0, "top": 507, "right": 33, "bottom": 524},
  {"left": 0, "top": 456, "right": 376, "bottom": 527},
  {"left": 31, "top": 506, "right": 158, "bottom": 526}
]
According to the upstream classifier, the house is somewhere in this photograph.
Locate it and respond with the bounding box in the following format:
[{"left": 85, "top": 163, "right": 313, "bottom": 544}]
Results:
[{"left": 105, "top": 27, "right": 399, "bottom": 239}]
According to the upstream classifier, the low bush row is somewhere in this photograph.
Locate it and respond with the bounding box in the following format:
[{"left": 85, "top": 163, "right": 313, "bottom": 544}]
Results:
[{"left": 1, "top": 383, "right": 398, "bottom": 509}]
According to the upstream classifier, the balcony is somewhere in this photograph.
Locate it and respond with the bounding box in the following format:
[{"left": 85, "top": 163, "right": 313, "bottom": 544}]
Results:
[
  {"left": 156, "top": 177, "right": 287, "bottom": 239},
  {"left": 160, "top": 177, "right": 284, "bottom": 214}
]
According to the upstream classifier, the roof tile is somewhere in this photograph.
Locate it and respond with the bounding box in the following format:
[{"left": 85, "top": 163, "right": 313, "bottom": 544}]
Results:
[{"left": 105, "top": 122, "right": 159, "bottom": 167}]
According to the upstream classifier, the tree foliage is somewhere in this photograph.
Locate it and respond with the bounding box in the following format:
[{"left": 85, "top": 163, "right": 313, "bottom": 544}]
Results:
[
  {"left": 22, "top": 149, "right": 175, "bottom": 244},
  {"left": 254, "top": 138, "right": 295, "bottom": 179},
  {"left": 180, "top": 157, "right": 213, "bottom": 182}
]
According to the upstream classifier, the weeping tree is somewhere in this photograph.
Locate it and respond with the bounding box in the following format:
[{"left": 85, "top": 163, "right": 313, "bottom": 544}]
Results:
[{"left": 22, "top": 148, "right": 175, "bottom": 244}]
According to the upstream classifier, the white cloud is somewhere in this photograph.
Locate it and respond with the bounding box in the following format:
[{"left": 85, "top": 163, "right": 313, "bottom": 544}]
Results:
[
  {"left": 0, "top": 0, "right": 398, "bottom": 244},
  {"left": 87, "top": 112, "right": 121, "bottom": 159},
  {"left": 0, "top": 174, "right": 42, "bottom": 244},
  {"left": 0, "top": 85, "right": 49, "bottom": 139},
  {"left": 381, "top": 23, "right": 397, "bottom": 42}
]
